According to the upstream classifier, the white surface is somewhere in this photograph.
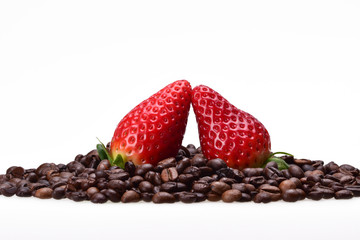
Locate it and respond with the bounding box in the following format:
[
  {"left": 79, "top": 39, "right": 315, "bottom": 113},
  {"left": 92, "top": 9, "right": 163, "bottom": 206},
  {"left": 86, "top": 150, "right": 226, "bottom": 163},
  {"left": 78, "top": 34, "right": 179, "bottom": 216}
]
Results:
[{"left": 0, "top": 1, "right": 360, "bottom": 239}]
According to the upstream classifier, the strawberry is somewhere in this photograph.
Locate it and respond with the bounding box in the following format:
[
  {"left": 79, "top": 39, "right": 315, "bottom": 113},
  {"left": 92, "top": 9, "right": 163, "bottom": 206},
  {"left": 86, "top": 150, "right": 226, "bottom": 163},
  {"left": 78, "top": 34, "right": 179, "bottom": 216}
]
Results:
[
  {"left": 191, "top": 85, "right": 271, "bottom": 170},
  {"left": 98, "top": 80, "right": 192, "bottom": 167}
]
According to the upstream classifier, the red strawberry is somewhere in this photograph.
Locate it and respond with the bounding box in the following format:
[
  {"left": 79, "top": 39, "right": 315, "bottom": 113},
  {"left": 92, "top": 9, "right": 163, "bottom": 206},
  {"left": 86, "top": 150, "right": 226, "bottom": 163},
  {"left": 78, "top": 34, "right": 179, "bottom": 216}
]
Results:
[
  {"left": 108, "top": 80, "right": 192, "bottom": 166},
  {"left": 191, "top": 85, "right": 271, "bottom": 170}
]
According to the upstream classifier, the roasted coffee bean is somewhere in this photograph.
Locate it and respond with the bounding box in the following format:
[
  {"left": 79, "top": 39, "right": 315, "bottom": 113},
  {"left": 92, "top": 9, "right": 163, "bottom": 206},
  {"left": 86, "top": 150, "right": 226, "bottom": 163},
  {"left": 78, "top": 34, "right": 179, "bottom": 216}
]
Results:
[
  {"left": 194, "top": 192, "right": 207, "bottom": 202},
  {"left": 144, "top": 171, "right": 162, "bottom": 186},
  {"left": 294, "top": 159, "right": 312, "bottom": 165},
  {"left": 297, "top": 189, "right": 306, "bottom": 200},
  {"left": 219, "top": 177, "right": 236, "bottom": 185},
  {"left": 176, "top": 158, "right": 191, "bottom": 174},
  {"left": 153, "top": 186, "right": 160, "bottom": 193},
  {"left": 108, "top": 172, "right": 129, "bottom": 181},
  {"left": 302, "top": 164, "right": 315, "bottom": 172},
  {"left": 161, "top": 167, "right": 178, "bottom": 182},
  {"left": 321, "top": 178, "right": 334, "bottom": 187},
  {"left": 157, "top": 157, "right": 176, "bottom": 168},
  {"left": 178, "top": 192, "right": 197, "bottom": 203},
  {"left": 239, "top": 193, "right": 252, "bottom": 202},
  {"left": 86, "top": 187, "right": 100, "bottom": 198},
  {"left": 307, "top": 190, "right": 323, "bottom": 200},
  {"left": 0, "top": 182, "right": 17, "bottom": 197},
  {"left": 232, "top": 169, "right": 244, "bottom": 182},
  {"left": 81, "top": 178, "right": 96, "bottom": 191},
  {"left": 152, "top": 192, "right": 176, "bottom": 203},
  {"left": 139, "top": 181, "right": 154, "bottom": 193},
  {"left": 345, "top": 186, "right": 360, "bottom": 197},
  {"left": 211, "top": 181, "right": 231, "bottom": 195},
  {"left": 265, "top": 161, "right": 278, "bottom": 169},
  {"left": 161, "top": 182, "right": 177, "bottom": 192},
  {"left": 67, "top": 161, "right": 85, "bottom": 174},
  {"left": 335, "top": 190, "right": 353, "bottom": 199},
  {"left": 207, "top": 191, "right": 222, "bottom": 201},
  {"left": 121, "top": 190, "right": 141, "bottom": 203},
  {"left": 16, "top": 180, "right": 30, "bottom": 188},
  {"left": 206, "top": 159, "right": 227, "bottom": 171},
  {"left": 101, "top": 189, "right": 121, "bottom": 202},
  {"left": 307, "top": 175, "right": 322, "bottom": 183},
  {"left": 340, "top": 175, "right": 355, "bottom": 185},
  {"left": 267, "top": 179, "right": 278, "bottom": 187},
  {"left": 141, "top": 192, "right": 154, "bottom": 202},
  {"left": 7, "top": 166, "right": 25, "bottom": 178},
  {"left": 231, "top": 183, "right": 247, "bottom": 193},
  {"left": 249, "top": 176, "right": 266, "bottom": 187},
  {"left": 35, "top": 187, "right": 53, "bottom": 199},
  {"left": 176, "top": 182, "right": 188, "bottom": 192},
  {"left": 282, "top": 189, "right": 299, "bottom": 202},
  {"left": 90, "top": 193, "right": 107, "bottom": 203},
  {"left": 192, "top": 181, "right": 211, "bottom": 194},
  {"left": 222, "top": 189, "right": 242, "bottom": 203},
  {"left": 130, "top": 176, "right": 144, "bottom": 188},
  {"left": 339, "top": 164, "right": 359, "bottom": 176},
  {"left": 183, "top": 166, "right": 201, "bottom": 178},
  {"left": 253, "top": 191, "right": 272, "bottom": 203},
  {"left": 107, "top": 180, "right": 126, "bottom": 193},
  {"left": 264, "top": 167, "right": 282, "bottom": 179},
  {"left": 191, "top": 154, "right": 207, "bottom": 167},
  {"left": 16, "top": 187, "right": 32, "bottom": 197},
  {"left": 97, "top": 160, "right": 111, "bottom": 171},
  {"left": 199, "top": 166, "right": 213, "bottom": 177},
  {"left": 134, "top": 164, "right": 154, "bottom": 176},
  {"left": 95, "top": 170, "right": 107, "bottom": 179},
  {"left": 279, "top": 180, "right": 296, "bottom": 193},
  {"left": 36, "top": 163, "right": 59, "bottom": 177},
  {"left": 259, "top": 184, "right": 281, "bottom": 201},
  {"left": 243, "top": 168, "right": 263, "bottom": 177},
  {"left": 316, "top": 187, "right": 334, "bottom": 199},
  {"left": 96, "top": 178, "right": 108, "bottom": 190},
  {"left": 52, "top": 186, "right": 66, "bottom": 199},
  {"left": 124, "top": 161, "right": 136, "bottom": 176},
  {"left": 200, "top": 176, "right": 216, "bottom": 183},
  {"left": 289, "top": 177, "right": 302, "bottom": 188},
  {"left": 288, "top": 165, "right": 304, "bottom": 178},
  {"left": 282, "top": 155, "right": 294, "bottom": 164},
  {"left": 281, "top": 169, "right": 292, "bottom": 179}
]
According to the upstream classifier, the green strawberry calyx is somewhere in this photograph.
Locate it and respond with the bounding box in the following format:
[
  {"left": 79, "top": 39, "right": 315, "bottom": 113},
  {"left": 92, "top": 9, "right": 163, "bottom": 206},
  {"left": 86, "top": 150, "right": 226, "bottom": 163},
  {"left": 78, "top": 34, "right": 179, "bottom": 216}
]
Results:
[
  {"left": 261, "top": 152, "right": 293, "bottom": 170},
  {"left": 96, "top": 138, "right": 125, "bottom": 169}
]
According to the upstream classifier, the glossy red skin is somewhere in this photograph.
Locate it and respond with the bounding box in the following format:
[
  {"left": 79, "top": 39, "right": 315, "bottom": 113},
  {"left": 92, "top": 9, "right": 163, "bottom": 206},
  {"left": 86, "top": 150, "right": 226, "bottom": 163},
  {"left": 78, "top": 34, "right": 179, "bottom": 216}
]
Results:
[
  {"left": 110, "top": 80, "right": 192, "bottom": 166},
  {"left": 192, "top": 85, "right": 271, "bottom": 170}
]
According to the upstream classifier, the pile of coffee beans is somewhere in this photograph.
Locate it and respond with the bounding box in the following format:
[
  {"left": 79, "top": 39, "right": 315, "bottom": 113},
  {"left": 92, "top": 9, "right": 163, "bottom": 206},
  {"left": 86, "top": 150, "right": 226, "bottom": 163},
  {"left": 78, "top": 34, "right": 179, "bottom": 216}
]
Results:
[{"left": 1, "top": 144, "right": 359, "bottom": 203}]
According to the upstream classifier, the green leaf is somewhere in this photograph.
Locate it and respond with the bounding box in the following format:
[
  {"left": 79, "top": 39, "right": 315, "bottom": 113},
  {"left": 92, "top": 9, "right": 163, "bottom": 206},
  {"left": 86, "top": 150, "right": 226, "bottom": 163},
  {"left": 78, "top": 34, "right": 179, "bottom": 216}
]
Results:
[
  {"left": 113, "top": 154, "right": 125, "bottom": 169},
  {"left": 96, "top": 137, "right": 113, "bottom": 164},
  {"left": 262, "top": 157, "right": 289, "bottom": 170}
]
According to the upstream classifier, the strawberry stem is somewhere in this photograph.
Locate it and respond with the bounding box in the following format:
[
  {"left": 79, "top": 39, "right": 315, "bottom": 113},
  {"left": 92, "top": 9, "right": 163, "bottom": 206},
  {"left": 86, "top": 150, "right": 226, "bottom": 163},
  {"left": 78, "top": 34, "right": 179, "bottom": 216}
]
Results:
[
  {"left": 262, "top": 152, "right": 293, "bottom": 170},
  {"left": 96, "top": 137, "right": 125, "bottom": 169}
]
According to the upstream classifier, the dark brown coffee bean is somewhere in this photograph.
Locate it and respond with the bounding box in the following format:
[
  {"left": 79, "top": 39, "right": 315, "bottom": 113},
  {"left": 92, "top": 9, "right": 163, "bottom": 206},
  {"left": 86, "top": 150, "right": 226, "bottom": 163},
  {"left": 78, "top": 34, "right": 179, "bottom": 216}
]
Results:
[
  {"left": 0, "top": 182, "right": 17, "bottom": 197},
  {"left": 36, "top": 163, "right": 59, "bottom": 177},
  {"left": 199, "top": 166, "right": 213, "bottom": 177},
  {"left": 335, "top": 190, "right": 354, "bottom": 199},
  {"left": 265, "top": 161, "right": 278, "bottom": 169},
  {"left": 95, "top": 170, "right": 107, "bottom": 179},
  {"left": 191, "top": 154, "right": 207, "bottom": 167},
  {"left": 176, "top": 158, "right": 191, "bottom": 174},
  {"left": 279, "top": 180, "right": 296, "bottom": 193},
  {"left": 296, "top": 189, "right": 306, "bottom": 200},
  {"left": 321, "top": 178, "right": 334, "bottom": 187},
  {"left": 289, "top": 177, "right": 302, "bottom": 188},
  {"left": 222, "top": 189, "right": 242, "bottom": 202},
  {"left": 134, "top": 164, "right": 154, "bottom": 176},
  {"left": 152, "top": 192, "right": 176, "bottom": 203},
  {"left": 139, "top": 181, "right": 154, "bottom": 193},
  {"left": 294, "top": 159, "right": 312, "bottom": 165},
  {"left": 307, "top": 190, "right": 323, "bottom": 200},
  {"left": 307, "top": 174, "right": 322, "bottom": 184},
  {"left": 239, "top": 193, "right": 252, "bottom": 202},
  {"left": 211, "top": 181, "right": 231, "bottom": 195},
  {"left": 144, "top": 171, "right": 162, "bottom": 186},
  {"left": 192, "top": 181, "right": 211, "bottom": 194},
  {"left": 67, "top": 161, "right": 85, "bottom": 174},
  {"left": 176, "top": 182, "right": 188, "bottom": 192},
  {"left": 68, "top": 191, "right": 88, "bottom": 201},
  {"left": 108, "top": 180, "right": 126, "bottom": 193},
  {"left": 199, "top": 176, "right": 216, "bottom": 183},
  {"left": 124, "top": 161, "right": 136, "bottom": 176},
  {"left": 81, "top": 178, "right": 96, "bottom": 191},
  {"left": 141, "top": 192, "right": 154, "bottom": 202},
  {"left": 101, "top": 189, "right": 121, "bottom": 202},
  {"left": 86, "top": 187, "right": 100, "bottom": 198},
  {"left": 183, "top": 166, "right": 201, "bottom": 178},
  {"left": 288, "top": 165, "right": 305, "bottom": 178},
  {"left": 16, "top": 187, "right": 32, "bottom": 197},
  {"left": 281, "top": 169, "right": 292, "bottom": 179},
  {"left": 302, "top": 164, "right": 315, "bottom": 172},
  {"left": 178, "top": 192, "right": 197, "bottom": 203},
  {"left": 281, "top": 155, "right": 294, "bottom": 164},
  {"left": 339, "top": 164, "right": 359, "bottom": 176},
  {"left": 207, "top": 191, "right": 221, "bottom": 201},
  {"left": 259, "top": 184, "right": 281, "bottom": 201},
  {"left": 345, "top": 186, "right": 360, "bottom": 197},
  {"left": 206, "top": 159, "right": 227, "bottom": 171},
  {"left": 97, "top": 159, "right": 111, "bottom": 171},
  {"left": 231, "top": 183, "right": 247, "bottom": 193},
  {"left": 219, "top": 177, "right": 236, "bottom": 185},
  {"left": 52, "top": 186, "right": 66, "bottom": 199},
  {"left": 243, "top": 168, "right": 263, "bottom": 177},
  {"left": 194, "top": 192, "right": 207, "bottom": 202},
  {"left": 130, "top": 176, "right": 144, "bottom": 187},
  {"left": 253, "top": 191, "right": 272, "bottom": 203},
  {"left": 264, "top": 167, "right": 282, "bottom": 179},
  {"left": 160, "top": 182, "right": 177, "bottom": 192},
  {"left": 158, "top": 157, "right": 176, "bottom": 168},
  {"left": 108, "top": 172, "right": 129, "bottom": 181},
  {"left": 121, "top": 190, "right": 141, "bottom": 203},
  {"left": 340, "top": 175, "right": 355, "bottom": 185},
  {"left": 7, "top": 166, "right": 25, "bottom": 178},
  {"left": 249, "top": 176, "right": 266, "bottom": 187},
  {"left": 316, "top": 187, "right": 334, "bottom": 199},
  {"left": 282, "top": 189, "right": 299, "bottom": 202},
  {"left": 90, "top": 192, "right": 107, "bottom": 203},
  {"left": 330, "top": 182, "right": 344, "bottom": 192},
  {"left": 161, "top": 167, "right": 178, "bottom": 182},
  {"left": 16, "top": 179, "right": 30, "bottom": 188},
  {"left": 35, "top": 187, "right": 53, "bottom": 199}
]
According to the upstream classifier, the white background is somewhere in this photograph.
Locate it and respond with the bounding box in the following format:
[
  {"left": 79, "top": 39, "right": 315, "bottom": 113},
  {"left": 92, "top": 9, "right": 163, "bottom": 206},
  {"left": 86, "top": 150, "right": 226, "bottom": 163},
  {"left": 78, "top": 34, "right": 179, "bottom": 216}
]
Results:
[{"left": 0, "top": 1, "right": 359, "bottom": 239}]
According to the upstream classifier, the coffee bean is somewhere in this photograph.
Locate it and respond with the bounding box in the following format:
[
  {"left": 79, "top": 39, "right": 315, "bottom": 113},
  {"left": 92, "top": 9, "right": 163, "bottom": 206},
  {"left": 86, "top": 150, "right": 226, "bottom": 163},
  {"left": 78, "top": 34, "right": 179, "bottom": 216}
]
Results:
[
  {"left": 315, "top": 187, "right": 334, "bottom": 199},
  {"left": 178, "top": 192, "right": 197, "bottom": 203},
  {"left": 239, "top": 193, "right": 252, "bottom": 202},
  {"left": 243, "top": 168, "right": 263, "bottom": 177},
  {"left": 194, "top": 192, "right": 207, "bottom": 202},
  {"left": 289, "top": 177, "right": 302, "bottom": 188},
  {"left": 7, "top": 166, "right": 25, "bottom": 178},
  {"left": 199, "top": 166, "right": 213, "bottom": 177},
  {"left": 176, "top": 182, "right": 188, "bottom": 192},
  {"left": 161, "top": 167, "right": 178, "bottom": 182},
  {"left": 279, "top": 180, "right": 296, "bottom": 193},
  {"left": 231, "top": 183, "right": 247, "bottom": 193},
  {"left": 139, "top": 181, "right": 154, "bottom": 193},
  {"left": 207, "top": 192, "right": 222, "bottom": 201},
  {"left": 288, "top": 165, "right": 304, "bottom": 178},
  {"left": 211, "top": 181, "right": 231, "bottom": 195},
  {"left": 294, "top": 159, "right": 312, "bottom": 165},
  {"left": 340, "top": 175, "right": 355, "bottom": 185},
  {"left": 253, "top": 192, "right": 272, "bottom": 203},
  {"left": 307, "top": 175, "right": 322, "bottom": 183},
  {"left": 321, "top": 178, "right": 334, "bottom": 187},
  {"left": 345, "top": 186, "right": 360, "bottom": 197},
  {"left": 296, "top": 189, "right": 306, "bottom": 200},
  {"left": 183, "top": 166, "right": 201, "bottom": 178},
  {"left": 335, "top": 190, "right": 353, "bottom": 199},
  {"left": 176, "top": 158, "right": 191, "bottom": 174},
  {"left": 130, "top": 176, "right": 144, "bottom": 188},
  {"left": 124, "top": 161, "right": 136, "bottom": 176},
  {"left": 52, "top": 186, "right": 66, "bottom": 199},
  {"left": 144, "top": 171, "right": 162, "bottom": 186},
  {"left": 152, "top": 192, "right": 176, "bottom": 203},
  {"left": 35, "top": 187, "right": 53, "bottom": 199},
  {"left": 86, "top": 187, "right": 100, "bottom": 198},
  {"left": 134, "top": 164, "right": 154, "bottom": 176},
  {"left": 161, "top": 182, "right": 177, "bottom": 192},
  {"left": 282, "top": 189, "right": 299, "bottom": 202},
  {"left": 302, "top": 164, "right": 315, "bottom": 172},
  {"left": 121, "top": 190, "right": 141, "bottom": 203},
  {"left": 157, "top": 157, "right": 176, "bottom": 168},
  {"left": 108, "top": 172, "right": 129, "bottom": 181},
  {"left": 192, "top": 181, "right": 211, "bottom": 194},
  {"left": 108, "top": 180, "right": 126, "bottom": 193},
  {"left": 67, "top": 161, "right": 85, "bottom": 174},
  {"left": 222, "top": 189, "right": 242, "bottom": 203},
  {"left": 265, "top": 161, "right": 278, "bottom": 169},
  {"left": 281, "top": 169, "right": 292, "bottom": 179},
  {"left": 249, "top": 176, "right": 266, "bottom": 187},
  {"left": 16, "top": 187, "right": 32, "bottom": 197},
  {"left": 307, "top": 190, "right": 323, "bottom": 201},
  {"left": 206, "top": 159, "right": 227, "bottom": 171},
  {"left": 90, "top": 192, "right": 108, "bottom": 203},
  {"left": 264, "top": 167, "right": 282, "bottom": 179},
  {"left": 282, "top": 155, "right": 294, "bottom": 164},
  {"left": 36, "top": 163, "right": 59, "bottom": 177},
  {"left": 191, "top": 154, "right": 207, "bottom": 167},
  {"left": 141, "top": 192, "right": 154, "bottom": 202}
]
